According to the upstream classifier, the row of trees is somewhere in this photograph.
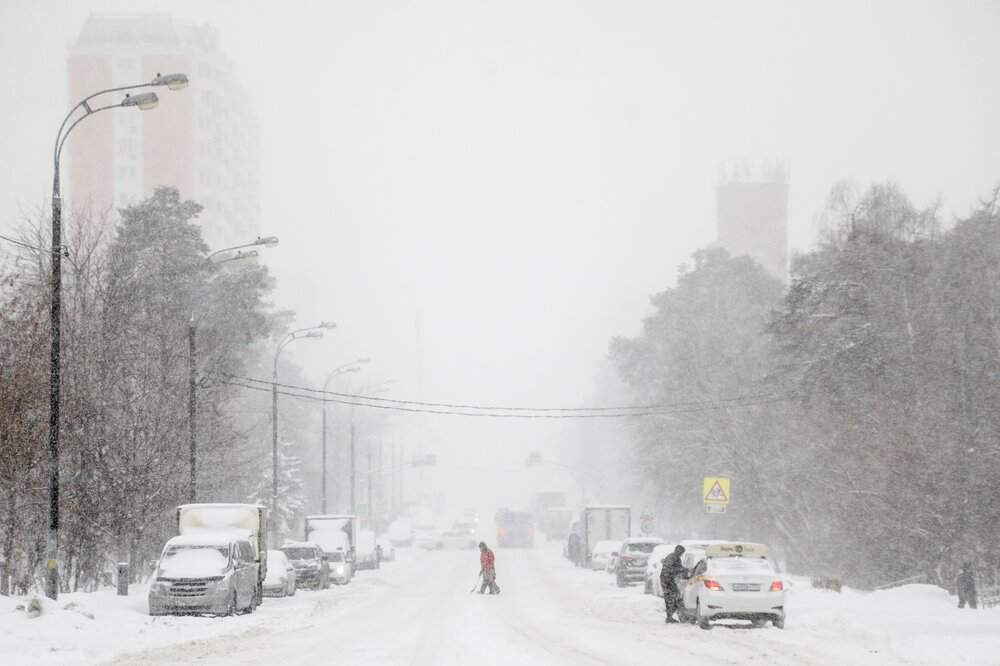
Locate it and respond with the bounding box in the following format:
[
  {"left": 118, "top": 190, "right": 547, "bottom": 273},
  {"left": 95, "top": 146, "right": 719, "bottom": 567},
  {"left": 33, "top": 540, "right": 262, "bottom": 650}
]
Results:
[
  {"left": 608, "top": 183, "right": 1000, "bottom": 588},
  {"left": 0, "top": 187, "right": 315, "bottom": 592}
]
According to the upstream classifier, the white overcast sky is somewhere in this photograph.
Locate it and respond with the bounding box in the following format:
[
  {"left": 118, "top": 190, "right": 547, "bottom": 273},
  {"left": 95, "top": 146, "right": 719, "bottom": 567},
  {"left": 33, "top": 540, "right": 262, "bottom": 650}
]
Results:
[{"left": 2, "top": 1, "right": 999, "bottom": 510}]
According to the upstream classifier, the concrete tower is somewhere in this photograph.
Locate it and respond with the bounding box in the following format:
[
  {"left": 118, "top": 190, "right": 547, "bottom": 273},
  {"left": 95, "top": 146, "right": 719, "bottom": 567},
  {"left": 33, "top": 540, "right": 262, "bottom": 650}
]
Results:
[
  {"left": 67, "top": 13, "right": 259, "bottom": 251},
  {"left": 714, "top": 162, "right": 788, "bottom": 282}
]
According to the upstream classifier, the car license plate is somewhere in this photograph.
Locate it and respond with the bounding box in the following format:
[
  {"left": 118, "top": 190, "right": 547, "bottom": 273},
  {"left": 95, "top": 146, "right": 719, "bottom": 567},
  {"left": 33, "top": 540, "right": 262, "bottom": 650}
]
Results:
[{"left": 731, "top": 583, "right": 760, "bottom": 592}]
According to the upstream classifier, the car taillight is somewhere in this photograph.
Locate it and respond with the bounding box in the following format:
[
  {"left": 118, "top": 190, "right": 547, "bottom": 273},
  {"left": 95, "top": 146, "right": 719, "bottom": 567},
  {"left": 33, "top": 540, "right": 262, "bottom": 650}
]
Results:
[
  {"left": 528, "top": 528, "right": 536, "bottom": 537},
  {"left": 703, "top": 578, "right": 723, "bottom": 591},
  {"left": 770, "top": 581, "right": 783, "bottom": 591},
  {"left": 619, "top": 554, "right": 632, "bottom": 562},
  {"left": 499, "top": 528, "right": 508, "bottom": 537}
]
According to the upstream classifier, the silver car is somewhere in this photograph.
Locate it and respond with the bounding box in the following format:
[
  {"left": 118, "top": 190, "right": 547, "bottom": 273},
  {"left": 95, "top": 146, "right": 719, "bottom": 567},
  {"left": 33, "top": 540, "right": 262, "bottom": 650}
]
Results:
[{"left": 149, "top": 533, "right": 259, "bottom": 616}]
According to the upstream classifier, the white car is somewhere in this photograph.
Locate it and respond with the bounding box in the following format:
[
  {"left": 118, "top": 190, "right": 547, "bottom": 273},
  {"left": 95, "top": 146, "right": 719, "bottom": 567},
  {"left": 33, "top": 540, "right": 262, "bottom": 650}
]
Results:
[
  {"left": 262, "top": 549, "right": 296, "bottom": 597},
  {"left": 418, "top": 531, "right": 478, "bottom": 550},
  {"left": 678, "top": 542, "right": 786, "bottom": 629},
  {"left": 647, "top": 539, "right": 729, "bottom": 597},
  {"left": 590, "top": 539, "right": 621, "bottom": 571}
]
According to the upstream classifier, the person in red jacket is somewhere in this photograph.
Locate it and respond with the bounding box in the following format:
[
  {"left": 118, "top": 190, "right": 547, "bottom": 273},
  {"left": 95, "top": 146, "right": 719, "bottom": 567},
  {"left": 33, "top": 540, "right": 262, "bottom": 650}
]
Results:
[{"left": 478, "top": 541, "right": 501, "bottom": 594}]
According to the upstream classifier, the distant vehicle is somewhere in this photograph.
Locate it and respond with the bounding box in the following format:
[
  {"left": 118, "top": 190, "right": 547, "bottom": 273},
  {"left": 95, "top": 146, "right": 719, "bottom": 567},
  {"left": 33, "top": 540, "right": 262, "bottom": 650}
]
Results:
[
  {"left": 148, "top": 533, "right": 259, "bottom": 616},
  {"left": 452, "top": 519, "right": 477, "bottom": 537},
  {"left": 418, "top": 530, "right": 478, "bottom": 550},
  {"left": 325, "top": 549, "right": 352, "bottom": 584},
  {"left": 581, "top": 505, "right": 630, "bottom": 568},
  {"left": 376, "top": 537, "right": 396, "bottom": 562},
  {"left": 176, "top": 503, "right": 268, "bottom": 608},
  {"left": 531, "top": 491, "right": 570, "bottom": 539},
  {"left": 305, "top": 515, "right": 356, "bottom": 577},
  {"left": 495, "top": 509, "right": 535, "bottom": 548},
  {"left": 279, "top": 541, "right": 331, "bottom": 589},
  {"left": 678, "top": 542, "right": 786, "bottom": 630},
  {"left": 613, "top": 536, "right": 664, "bottom": 587},
  {"left": 355, "top": 529, "right": 379, "bottom": 570},
  {"left": 387, "top": 518, "right": 414, "bottom": 546},
  {"left": 263, "top": 549, "right": 297, "bottom": 597},
  {"left": 590, "top": 539, "right": 621, "bottom": 571}
]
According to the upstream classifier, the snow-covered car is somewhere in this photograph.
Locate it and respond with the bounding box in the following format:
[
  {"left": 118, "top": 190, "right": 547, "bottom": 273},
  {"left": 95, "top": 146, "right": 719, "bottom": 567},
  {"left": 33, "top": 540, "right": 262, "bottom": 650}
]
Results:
[
  {"left": 148, "top": 533, "right": 258, "bottom": 616},
  {"left": 418, "top": 531, "right": 478, "bottom": 550},
  {"left": 326, "top": 549, "right": 352, "bottom": 585},
  {"left": 644, "top": 543, "right": 676, "bottom": 596},
  {"left": 280, "top": 541, "right": 331, "bottom": 589},
  {"left": 614, "top": 536, "right": 664, "bottom": 587},
  {"left": 262, "top": 549, "right": 296, "bottom": 597},
  {"left": 387, "top": 518, "right": 415, "bottom": 546},
  {"left": 590, "top": 539, "right": 621, "bottom": 571},
  {"left": 678, "top": 542, "right": 786, "bottom": 629}
]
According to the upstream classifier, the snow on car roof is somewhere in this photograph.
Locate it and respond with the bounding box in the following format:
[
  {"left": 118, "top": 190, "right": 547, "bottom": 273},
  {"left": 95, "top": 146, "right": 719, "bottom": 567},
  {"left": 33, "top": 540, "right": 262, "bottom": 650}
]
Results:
[
  {"left": 623, "top": 537, "right": 664, "bottom": 544},
  {"left": 166, "top": 533, "right": 247, "bottom": 547},
  {"left": 281, "top": 540, "right": 320, "bottom": 549}
]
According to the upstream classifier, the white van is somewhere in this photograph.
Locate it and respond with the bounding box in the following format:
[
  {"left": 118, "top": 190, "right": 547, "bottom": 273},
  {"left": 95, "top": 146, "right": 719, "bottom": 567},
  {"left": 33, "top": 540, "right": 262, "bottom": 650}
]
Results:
[{"left": 148, "top": 533, "right": 259, "bottom": 616}]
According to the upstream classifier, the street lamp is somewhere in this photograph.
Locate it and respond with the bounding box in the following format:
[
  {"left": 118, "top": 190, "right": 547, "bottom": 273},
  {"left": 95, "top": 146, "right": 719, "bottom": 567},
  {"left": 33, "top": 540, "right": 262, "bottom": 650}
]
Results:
[
  {"left": 321, "top": 358, "right": 371, "bottom": 513},
  {"left": 272, "top": 322, "right": 336, "bottom": 533},
  {"left": 188, "top": 237, "right": 279, "bottom": 504},
  {"left": 47, "top": 72, "right": 188, "bottom": 600}
]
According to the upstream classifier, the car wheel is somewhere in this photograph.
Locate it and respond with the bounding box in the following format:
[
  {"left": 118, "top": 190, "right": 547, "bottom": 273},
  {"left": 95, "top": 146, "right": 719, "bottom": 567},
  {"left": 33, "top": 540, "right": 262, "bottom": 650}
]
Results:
[
  {"left": 773, "top": 617, "right": 785, "bottom": 629},
  {"left": 696, "top": 600, "right": 711, "bottom": 630},
  {"left": 753, "top": 618, "right": 767, "bottom": 629},
  {"left": 226, "top": 591, "right": 237, "bottom": 617},
  {"left": 616, "top": 573, "right": 626, "bottom": 588},
  {"left": 644, "top": 579, "right": 652, "bottom": 595}
]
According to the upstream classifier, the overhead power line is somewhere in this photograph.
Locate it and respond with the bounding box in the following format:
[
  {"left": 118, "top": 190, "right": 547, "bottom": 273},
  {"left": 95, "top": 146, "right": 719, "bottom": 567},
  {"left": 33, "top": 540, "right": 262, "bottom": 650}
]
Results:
[{"left": 204, "top": 369, "right": 791, "bottom": 419}]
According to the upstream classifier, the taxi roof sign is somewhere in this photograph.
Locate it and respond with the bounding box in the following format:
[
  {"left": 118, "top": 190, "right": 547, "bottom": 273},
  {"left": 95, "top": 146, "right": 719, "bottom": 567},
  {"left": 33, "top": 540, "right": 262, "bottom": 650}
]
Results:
[{"left": 705, "top": 542, "right": 768, "bottom": 558}]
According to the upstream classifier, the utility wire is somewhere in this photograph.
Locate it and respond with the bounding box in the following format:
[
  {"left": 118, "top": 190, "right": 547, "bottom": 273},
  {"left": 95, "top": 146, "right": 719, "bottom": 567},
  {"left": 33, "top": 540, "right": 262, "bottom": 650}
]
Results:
[
  {"left": 210, "top": 373, "right": 791, "bottom": 419},
  {"left": 203, "top": 369, "right": 782, "bottom": 414}
]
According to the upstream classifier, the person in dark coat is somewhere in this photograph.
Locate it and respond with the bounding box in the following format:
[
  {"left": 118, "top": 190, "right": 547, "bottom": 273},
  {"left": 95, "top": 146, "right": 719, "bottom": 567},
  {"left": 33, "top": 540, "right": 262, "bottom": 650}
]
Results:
[
  {"left": 660, "top": 545, "right": 690, "bottom": 623},
  {"left": 956, "top": 562, "right": 978, "bottom": 609},
  {"left": 478, "top": 541, "right": 501, "bottom": 595},
  {"left": 567, "top": 533, "right": 582, "bottom": 567}
]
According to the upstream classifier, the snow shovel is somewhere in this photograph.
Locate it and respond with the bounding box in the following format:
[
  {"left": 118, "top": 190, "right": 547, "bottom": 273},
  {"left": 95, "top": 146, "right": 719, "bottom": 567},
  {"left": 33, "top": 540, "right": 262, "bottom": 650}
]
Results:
[{"left": 470, "top": 571, "right": 482, "bottom": 593}]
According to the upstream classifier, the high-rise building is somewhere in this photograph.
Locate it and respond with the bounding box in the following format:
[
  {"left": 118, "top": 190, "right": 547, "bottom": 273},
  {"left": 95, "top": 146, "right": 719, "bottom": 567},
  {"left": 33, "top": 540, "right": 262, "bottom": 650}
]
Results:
[
  {"left": 67, "top": 13, "right": 259, "bottom": 251},
  {"left": 713, "top": 162, "right": 788, "bottom": 282}
]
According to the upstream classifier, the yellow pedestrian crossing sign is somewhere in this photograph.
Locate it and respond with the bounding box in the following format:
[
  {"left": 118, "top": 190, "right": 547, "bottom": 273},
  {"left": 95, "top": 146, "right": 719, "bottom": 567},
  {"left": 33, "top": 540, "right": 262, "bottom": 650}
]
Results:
[{"left": 703, "top": 477, "right": 730, "bottom": 505}]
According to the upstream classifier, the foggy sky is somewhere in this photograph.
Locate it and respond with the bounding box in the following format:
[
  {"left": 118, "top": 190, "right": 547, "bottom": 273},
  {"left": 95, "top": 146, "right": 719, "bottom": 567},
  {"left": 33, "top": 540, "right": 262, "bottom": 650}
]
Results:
[{"left": 2, "top": 0, "right": 999, "bottom": 513}]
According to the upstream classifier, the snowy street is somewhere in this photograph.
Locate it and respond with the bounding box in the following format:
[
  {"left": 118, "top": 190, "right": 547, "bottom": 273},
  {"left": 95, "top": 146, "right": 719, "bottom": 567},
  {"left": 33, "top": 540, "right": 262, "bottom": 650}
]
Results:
[{"left": 3, "top": 544, "right": 997, "bottom": 665}]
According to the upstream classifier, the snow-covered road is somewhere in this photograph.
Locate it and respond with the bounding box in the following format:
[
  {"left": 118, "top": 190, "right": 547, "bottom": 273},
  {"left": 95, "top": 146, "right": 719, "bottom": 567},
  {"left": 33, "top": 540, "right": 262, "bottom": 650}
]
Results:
[{"left": 3, "top": 545, "right": 998, "bottom": 665}]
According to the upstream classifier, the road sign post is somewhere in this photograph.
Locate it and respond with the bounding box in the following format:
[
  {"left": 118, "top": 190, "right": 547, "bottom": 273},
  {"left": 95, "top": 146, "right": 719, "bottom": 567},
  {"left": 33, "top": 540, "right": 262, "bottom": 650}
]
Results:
[{"left": 640, "top": 507, "right": 654, "bottom": 535}]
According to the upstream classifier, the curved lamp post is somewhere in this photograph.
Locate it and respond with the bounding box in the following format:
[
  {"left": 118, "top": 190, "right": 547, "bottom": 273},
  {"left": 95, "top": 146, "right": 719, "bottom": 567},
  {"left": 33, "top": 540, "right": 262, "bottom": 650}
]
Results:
[
  {"left": 188, "top": 236, "right": 279, "bottom": 503},
  {"left": 47, "top": 72, "right": 188, "bottom": 600},
  {"left": 321, "top": 358, "right": 371, "bottom": 513},
  {"left": 272, "top": 322, "right": 336, "bottom": 530}
]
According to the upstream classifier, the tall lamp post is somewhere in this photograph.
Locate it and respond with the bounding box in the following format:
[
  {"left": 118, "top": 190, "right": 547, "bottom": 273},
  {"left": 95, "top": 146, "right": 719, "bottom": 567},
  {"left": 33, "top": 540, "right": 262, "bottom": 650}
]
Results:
[
  {"left": 272, "top": 323, "right": 336, "bottom": 532},
  {"left": 188, "top": 236, "right": 280, "bottom": 503},
  {"left": 47, "top": 72, "right": 188, "bottom": 600},
  {"left": 321, "top": 358, "right": 371, "bottom": 513}
]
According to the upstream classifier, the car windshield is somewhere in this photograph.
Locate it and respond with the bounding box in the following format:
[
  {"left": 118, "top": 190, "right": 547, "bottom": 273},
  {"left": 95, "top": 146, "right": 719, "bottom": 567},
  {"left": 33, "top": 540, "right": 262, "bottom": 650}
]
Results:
[
  {"left": 626, "top": 543, "right": 658, "bottom": 554},
  {"left": 282, "top": 548, "right": 316, "bottom": 560},
  {"left": 159, "top": 544, "right": 230, "bottom": 574},
  {"left": 327, "top": 552, "right": 345, "bottom": 562},
  {"left": 709, "top": 558, "right": 775, "bottom": 574}
]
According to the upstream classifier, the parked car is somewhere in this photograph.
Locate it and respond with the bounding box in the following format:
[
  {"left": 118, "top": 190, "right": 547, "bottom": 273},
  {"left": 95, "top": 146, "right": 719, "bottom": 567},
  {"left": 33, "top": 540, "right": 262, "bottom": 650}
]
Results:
[
  {"left": 279, "top": 541, "right": 331, "bottom": 589},
  {"left": 678, "top": 542, "right": 786, "bottom": 629},
  {"left": 613, "top": 536, "right": 664, "bottom": 587},
  {"left": 148, "top": 533, "right": 258, "bottom": 616},
  {"left": 590, "top": 539, "right": 621, "bottom": 571},
  {"left": 262, "top": 549, "right": 296, "bottom": 597},
  {"left": 326, "top": 548, "right": 352, "bottom": 585}
]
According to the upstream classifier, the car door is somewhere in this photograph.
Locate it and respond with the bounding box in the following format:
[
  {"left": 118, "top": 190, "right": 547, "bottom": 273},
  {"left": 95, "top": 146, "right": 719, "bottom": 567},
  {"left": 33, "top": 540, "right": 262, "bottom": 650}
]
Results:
[{"left": 683, "top": 558, "right": 708, "bottom": 610}]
